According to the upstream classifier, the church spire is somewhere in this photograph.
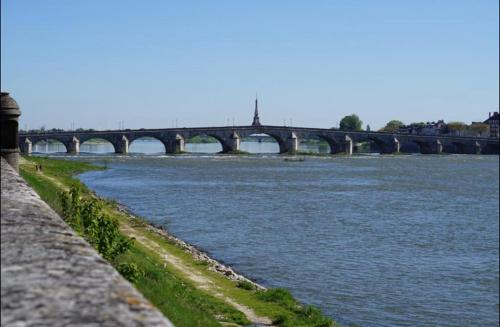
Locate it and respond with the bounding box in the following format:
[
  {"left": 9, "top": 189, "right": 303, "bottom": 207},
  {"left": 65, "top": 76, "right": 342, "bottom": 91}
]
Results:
[{"left": 252, "top": 94, "right": 261, "bottom": 126}]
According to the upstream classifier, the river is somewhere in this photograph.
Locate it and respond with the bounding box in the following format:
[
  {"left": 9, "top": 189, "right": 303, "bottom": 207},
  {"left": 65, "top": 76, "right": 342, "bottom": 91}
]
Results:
[{"left": 36, "top": 140, "right": 499, "bottom": 326}]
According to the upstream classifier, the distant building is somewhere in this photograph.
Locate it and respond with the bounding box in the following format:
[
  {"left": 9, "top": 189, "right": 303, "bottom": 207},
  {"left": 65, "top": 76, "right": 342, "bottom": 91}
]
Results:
[
  {"left": 397, "top": 120, "right": 446, "bottom": 135},
  {"left": 396, "top": 113, "right": 498, "bottom": 138},
  {"left": 484, "top": 112, "right": 499, "bottom": 139},
  {"left": 420, "top": 120, "right": 447, "bottom": 135}
]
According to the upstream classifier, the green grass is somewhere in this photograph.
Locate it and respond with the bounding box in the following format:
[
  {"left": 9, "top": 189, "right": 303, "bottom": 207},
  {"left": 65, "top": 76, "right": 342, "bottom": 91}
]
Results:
[
  {"left": 19, "top": 157, "right": 101, "bottom": 214},
  {"left": 117, "top": 243, "right": 249, "bottom": 327},
  {"left": 20, "top": 166, "right": 65, "bottom": 213},
  {"left": 19, "top": 156, "right": 247, "bottom": 326},
  {"left": 19, "top": 155, "right": 340, "bottom": 327},
  {"left": 21, "top": 156, "right": 104, "bottom": 188},
  {"left": 256, "top": 289, "right": 333, "bottom": 326},
  {"left": 236, "top": 280, "right": 255, "bottom": 290},
  {"left": 138, "top": 227, "right": 339, "bottom": 327}
]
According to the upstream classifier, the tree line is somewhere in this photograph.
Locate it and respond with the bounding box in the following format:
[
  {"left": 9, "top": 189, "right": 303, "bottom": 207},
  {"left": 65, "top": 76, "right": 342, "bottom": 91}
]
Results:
[{"left": 336, "top": 114, "right": 489, "bottom": 136}]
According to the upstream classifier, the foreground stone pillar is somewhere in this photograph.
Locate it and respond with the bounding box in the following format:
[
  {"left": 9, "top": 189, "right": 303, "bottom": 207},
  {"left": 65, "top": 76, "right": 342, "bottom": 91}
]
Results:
[
  {"left": 0, "top": 92, "right": 21, "bottom": 172},
  {"left": 66, "top": 137, "right": 80, "bottom": 154},
  {"left": 21, "top": 138, "right": 32, "bottom": 155},
  {"left": 285, "top": 132, "right": 298, "bottom": 154},
  {"left": 115, "top": 136, "right": 129, "bottom": 154}
]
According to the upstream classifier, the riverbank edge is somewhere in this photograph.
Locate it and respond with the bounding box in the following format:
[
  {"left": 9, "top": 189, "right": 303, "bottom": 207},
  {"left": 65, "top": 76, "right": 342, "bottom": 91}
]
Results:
[
  {"left": 19, "top": 156, "right": 339, "bottom": 327},
  {"left": 113, "top": 202, "right": 265, "bottom": 290}
]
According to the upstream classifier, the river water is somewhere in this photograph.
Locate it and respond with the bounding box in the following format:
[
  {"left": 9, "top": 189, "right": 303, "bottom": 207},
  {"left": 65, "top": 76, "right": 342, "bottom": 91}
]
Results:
[{"left": 37, "top": 141, "right": 499, "bottom": 326}]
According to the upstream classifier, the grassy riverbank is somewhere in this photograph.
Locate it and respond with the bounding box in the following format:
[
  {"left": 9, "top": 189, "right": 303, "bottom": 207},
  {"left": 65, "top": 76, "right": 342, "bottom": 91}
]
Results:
[{"left": 20, "top": 156, "right": 338, "bottom": 327}]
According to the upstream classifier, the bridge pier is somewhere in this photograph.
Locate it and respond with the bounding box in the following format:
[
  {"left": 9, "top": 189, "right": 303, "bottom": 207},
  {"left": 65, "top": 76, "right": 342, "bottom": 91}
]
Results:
[
  {"left": 345, "top": 136, "right": 353, "bottom": 155},
  {"left": 21, "top": 138, "right": 32, "bottom": 155},
  {"left": 165, "top": 134, "right": 185, "bottom": 153},
  {"left": 176, "top": 135, "right": 185, "bottom": 153},
  {"left": 225, "top": 132, "right": 240, "bottom": 153},
  {"left": 379, "top": 137, "right": 400, "bottom": 154},
  {"left": 433, "top": 140, "right": 443, "bottom": 154},
  {"left": 66, "top": 137, "right": 80, "bottom": 154},
  {"left": 284, "top": 132, "right": 298, "bottom": 154},
  {"left": 115, "top": 136, "right": 129, "bottom": 154}
]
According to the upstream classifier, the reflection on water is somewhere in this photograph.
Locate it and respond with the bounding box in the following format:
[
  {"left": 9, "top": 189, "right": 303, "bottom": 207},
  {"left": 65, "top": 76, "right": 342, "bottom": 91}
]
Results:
[
  {"left": 33, "top": 141, "right": 66, "bottom": 153},
  {"left": 81, "top": 142, "right": 115, "bottom": 153},
  {"left": 33, "top": 140, "right": 331, "bottom": 154},
  {"left": 71, "top": 154, "right": 499, "bottom": 327}
]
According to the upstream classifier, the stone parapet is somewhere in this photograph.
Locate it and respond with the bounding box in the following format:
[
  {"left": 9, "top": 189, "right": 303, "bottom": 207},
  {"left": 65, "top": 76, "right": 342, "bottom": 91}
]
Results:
[{"left": 0, "top": 158, "right": 174, "bottom": 327}]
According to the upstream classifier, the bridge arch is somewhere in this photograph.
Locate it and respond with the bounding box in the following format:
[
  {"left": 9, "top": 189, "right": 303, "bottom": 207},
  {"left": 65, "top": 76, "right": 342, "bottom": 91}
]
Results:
[
  {"left": 444, "top": 140, "right": 483, "bottom": 154},
  {"left": 481, "top": 143, "right": 499, "bottom": 155},
  {"left": 32, "top": 138, "right": 67, "bottom": 153},
  {"left": 301, "top": 134, "right": 342, "bottom": 154},
  {"left": 240, "top": 132, "right": 286, "bottom": 153},
  {"left": 184, "top": 133, "right": 225, "bottom": 153},
  {"left": 411, "top": 140, "right": 428, "bottom": 154},
  {"left": 349, "top": 135, "right": 400, "bottom": 154},
  {"left": 410, "top": 140, "right": 443, "bottom": 154},
  {"left": 79, "top": 137, "right": 117, "bottom": 154},
  {"left": 261, "top": 132, "right": 288, "bottom": 153},
  {"left": 128, "top": 136, "right": 167, "bottom": 154},
  {"left": 446, "top": 141, "right": 466, "bottom": 154}
]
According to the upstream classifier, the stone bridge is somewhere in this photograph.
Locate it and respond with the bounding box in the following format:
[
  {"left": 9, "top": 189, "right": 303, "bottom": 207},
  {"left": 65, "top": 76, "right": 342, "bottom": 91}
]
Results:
[{"left": 19, "top": 125, "right": 499, "bottom": 155}]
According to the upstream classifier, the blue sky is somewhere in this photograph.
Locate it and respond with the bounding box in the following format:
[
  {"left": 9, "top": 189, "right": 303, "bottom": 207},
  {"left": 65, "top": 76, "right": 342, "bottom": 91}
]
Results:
[{"left": 1, "top": 0, "right": 498, "bottom": 130}]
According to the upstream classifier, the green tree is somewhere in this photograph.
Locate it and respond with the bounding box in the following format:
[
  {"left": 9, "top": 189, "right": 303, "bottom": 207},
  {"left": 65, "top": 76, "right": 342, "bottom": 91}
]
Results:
[
  {"left": 447, "top": 121, "right": 467, "bottom": 133},
  {"left": 468, "top": 123, "right": 489, "bottom": 136},
  {"left": 339, "top": 114, "right": 363, "bottom": 131},
  {"left": 380, "top": 120, "right": 405, "bottom": 132}
]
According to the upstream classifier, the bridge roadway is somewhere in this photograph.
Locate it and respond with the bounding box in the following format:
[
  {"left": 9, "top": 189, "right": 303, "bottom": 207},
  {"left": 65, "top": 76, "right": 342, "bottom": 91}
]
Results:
[{"left": 19, "top": 125, "right": 499, "bottom": 155}]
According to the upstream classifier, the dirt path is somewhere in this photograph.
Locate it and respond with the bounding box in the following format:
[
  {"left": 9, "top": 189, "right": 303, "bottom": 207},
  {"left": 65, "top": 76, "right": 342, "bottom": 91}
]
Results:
[{"left": 120, "top": 223, "right": 274, "bottom": 327}]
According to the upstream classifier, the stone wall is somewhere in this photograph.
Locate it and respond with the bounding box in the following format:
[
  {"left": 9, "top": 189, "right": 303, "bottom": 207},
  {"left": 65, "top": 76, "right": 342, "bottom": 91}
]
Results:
[{"left": 0, "top": 158, "right": 174, "bottom": 326}]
